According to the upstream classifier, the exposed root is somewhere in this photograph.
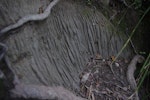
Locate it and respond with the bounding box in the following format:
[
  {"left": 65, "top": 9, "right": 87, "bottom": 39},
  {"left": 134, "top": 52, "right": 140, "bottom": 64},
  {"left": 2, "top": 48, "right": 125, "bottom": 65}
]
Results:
[
  {"left": 0, "top": 0, "right": 87, "bottom": 99},
  {"left": 0, "top": 52, "right": 86, "bottom": 100},
  {"left": 127, "top": 55, "right": 144, "bottom": 100},
  {"left": 0, "top": 0, "right": 60, "bottom": 37},
  {"left": 10, "top": 84, "right": 86, "bottom": 100}
]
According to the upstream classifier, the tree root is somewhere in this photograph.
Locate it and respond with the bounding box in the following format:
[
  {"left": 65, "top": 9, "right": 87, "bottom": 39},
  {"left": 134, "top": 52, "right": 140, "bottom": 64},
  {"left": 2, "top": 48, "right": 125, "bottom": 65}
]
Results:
[
  {"left": 0, "top": 0, "right": 86, "bottom": 99},
  {"left": 0, "top": 73, "right": 86, "bottom": 100},
  {"left": 0, "top": 51, "right": 86, "bottom": 100},
  {"left": 0, "top": 0, "right": 145, "bottom": 99},
  {"left": 10, "top": 84, "right": 86, "bottom": 100},
  {"left": 0, "top": 0, "right": 60, "bottom": 37},
  {"left": 127, "top": 55, "right": 144, "bottom": 100}
]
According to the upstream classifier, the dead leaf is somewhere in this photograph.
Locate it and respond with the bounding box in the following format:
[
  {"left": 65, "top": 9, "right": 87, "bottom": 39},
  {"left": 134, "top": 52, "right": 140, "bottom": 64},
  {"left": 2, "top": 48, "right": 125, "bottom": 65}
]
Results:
[
  {"left": 111, "top": 55, "right": 115, "bottom": 61},
  {"left": 95, "top": 54, "right": 102, "bottom": 60}
]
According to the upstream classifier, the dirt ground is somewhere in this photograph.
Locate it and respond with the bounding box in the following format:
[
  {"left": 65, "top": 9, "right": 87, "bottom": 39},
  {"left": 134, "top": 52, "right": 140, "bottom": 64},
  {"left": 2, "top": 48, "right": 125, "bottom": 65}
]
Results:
[{"left": 78, "top": 54, "right": 135, "bottom": 100}]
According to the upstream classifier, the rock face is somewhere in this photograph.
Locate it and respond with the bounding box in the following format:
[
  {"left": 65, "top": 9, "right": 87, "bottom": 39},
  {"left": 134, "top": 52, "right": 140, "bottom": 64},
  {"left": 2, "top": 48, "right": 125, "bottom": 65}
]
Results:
[{"left": 0, "top": 0, "right": 132, "bottom": 91}]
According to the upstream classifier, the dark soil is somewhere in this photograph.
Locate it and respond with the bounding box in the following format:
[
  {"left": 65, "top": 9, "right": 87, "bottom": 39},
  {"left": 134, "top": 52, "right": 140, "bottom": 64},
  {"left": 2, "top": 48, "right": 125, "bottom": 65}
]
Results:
[{"left": 78, "top": 54, "right": 135, "bottom": 100}]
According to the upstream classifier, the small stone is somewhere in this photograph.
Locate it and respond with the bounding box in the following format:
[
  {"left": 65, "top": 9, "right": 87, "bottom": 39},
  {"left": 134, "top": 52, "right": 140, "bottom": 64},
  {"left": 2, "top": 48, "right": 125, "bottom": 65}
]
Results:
[
  {"left": 94, "top": 69, "right": 99, "bottom": 74},
  {"left": 115, "top": 62, "right": 119, "bottom": 67},
  {"left": 122, "top": 87, "right": 128, "bottom": 91},
  {"left": 125, "top": 59, "right": 129, "bottom": 63},
  {"left": 102, "top": 59, "right": 105, "bottom": 62},
  {"left": 92, "top": 23, "right": 96, "bottom": 25},
  {"left": 81, "top": 72, "right": 90, "bottom": 83}
]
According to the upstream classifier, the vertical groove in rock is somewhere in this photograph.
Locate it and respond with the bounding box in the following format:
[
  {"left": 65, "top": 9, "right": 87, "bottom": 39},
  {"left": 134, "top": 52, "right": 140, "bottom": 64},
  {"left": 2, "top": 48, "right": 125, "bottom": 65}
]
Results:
[{"left": 1, "top": 0, "right": 132, "bottom": 90}]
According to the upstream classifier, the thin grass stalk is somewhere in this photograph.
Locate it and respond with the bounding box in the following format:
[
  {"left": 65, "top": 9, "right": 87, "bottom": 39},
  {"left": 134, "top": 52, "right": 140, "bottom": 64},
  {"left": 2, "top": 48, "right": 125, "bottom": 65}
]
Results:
[
  {"left": 137, "top": 53, "right": 150, "bottom": 90},
  {"left": 111, "top": 7, "right": 150, "bottom": 64}
]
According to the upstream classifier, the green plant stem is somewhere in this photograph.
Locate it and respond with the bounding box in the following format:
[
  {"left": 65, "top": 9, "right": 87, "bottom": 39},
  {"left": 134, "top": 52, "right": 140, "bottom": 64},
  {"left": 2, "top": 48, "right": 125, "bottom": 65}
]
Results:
[
  {"left": 140, "top": 53, "right": 150, "bottom": 72},
  {"left": 137, "top": 53, "right": 150, "bottom": 82},
  {"left": 111, "top": 6, "right": 150, "bottom": 64},
  {"left": 137, "top": 53, "right": 150, "bottom": 90},
  {"left": 143, "top": 93, "right": 150, "bottom": 100}
]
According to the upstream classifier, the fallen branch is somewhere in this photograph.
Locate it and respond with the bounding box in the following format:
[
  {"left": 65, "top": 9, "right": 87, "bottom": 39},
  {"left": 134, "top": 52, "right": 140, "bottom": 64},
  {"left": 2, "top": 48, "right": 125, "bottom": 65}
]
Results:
[
  {"left": 127, "top": 55, "right": 144, "bottom": 100},
  {"left": 10, "top": 84, "right": 86, "bottom": 100},
  {"left": 0, "top": 0, "right": 60, "bottom": 37}
]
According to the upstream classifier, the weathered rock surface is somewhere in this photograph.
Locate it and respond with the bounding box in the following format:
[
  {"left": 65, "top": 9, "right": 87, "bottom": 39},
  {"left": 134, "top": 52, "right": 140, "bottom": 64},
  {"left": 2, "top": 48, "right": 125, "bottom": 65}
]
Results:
[{"left": 0, "top": 0, "right": 132, "bottom": 92}]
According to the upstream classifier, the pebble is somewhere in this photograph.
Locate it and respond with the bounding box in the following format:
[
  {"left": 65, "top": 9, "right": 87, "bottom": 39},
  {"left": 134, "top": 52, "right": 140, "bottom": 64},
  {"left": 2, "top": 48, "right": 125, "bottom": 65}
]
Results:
[
  {"left": 115, "top": 62, "right": 119, "bottom": 67},
  {"left": 81, "top": 73, "right": 90, "bottom": 83}
]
